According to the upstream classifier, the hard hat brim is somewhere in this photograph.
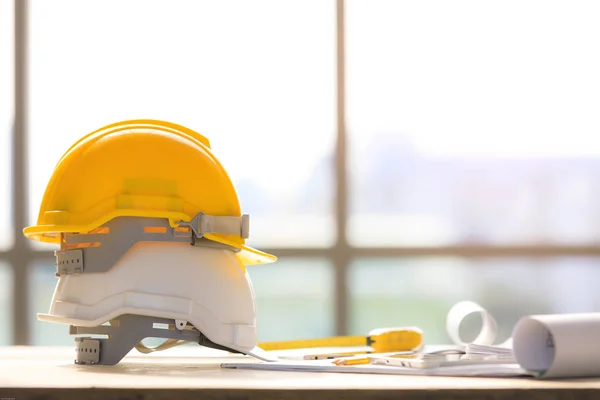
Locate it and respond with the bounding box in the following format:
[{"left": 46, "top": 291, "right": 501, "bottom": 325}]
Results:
[
  {"left": 236, "top": 246, "right": 277, "bottom": 266},
  {"left": 204, "top": 233, "right": 277, "bottom": 266}
]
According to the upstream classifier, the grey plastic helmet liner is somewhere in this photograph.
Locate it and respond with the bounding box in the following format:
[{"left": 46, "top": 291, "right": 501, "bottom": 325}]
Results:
[
  {"left": 71, "top": 314, "right": 242, "bottom": 365},
  {"left": 55, "top": 214, "right": 245, "bottom": 276}
]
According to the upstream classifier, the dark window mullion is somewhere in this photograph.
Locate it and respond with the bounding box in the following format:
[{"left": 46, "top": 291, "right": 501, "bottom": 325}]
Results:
[
  {"left": 13, "top": 0, "right": 30, "bottom": 345},
  {"left": 335, "top": 0, "right": 349, "bottom": 336}
]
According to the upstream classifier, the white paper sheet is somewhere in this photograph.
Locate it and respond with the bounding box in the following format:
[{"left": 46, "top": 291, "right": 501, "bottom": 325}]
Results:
[{"left": 222, "top": 359, "right": 530, "bottom": 377}]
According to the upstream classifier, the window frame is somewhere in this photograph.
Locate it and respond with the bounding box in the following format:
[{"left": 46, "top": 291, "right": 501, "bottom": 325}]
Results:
[{"left": 3, "top": 0, "right": 600, "bottom": 345}]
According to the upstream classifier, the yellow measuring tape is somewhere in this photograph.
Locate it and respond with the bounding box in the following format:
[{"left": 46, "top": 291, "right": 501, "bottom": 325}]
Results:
[{"left": 259, "top": 327, "right": 423, "bottom": 353}]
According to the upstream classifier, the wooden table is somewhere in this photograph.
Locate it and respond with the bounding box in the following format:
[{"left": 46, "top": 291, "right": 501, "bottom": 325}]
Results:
[{"left": 1, "top": 347, "right": 599, "bottom": 399}]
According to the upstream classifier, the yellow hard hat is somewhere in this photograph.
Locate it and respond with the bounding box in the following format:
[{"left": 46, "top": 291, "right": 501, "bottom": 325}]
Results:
[{"left": 23, "top": 119, "right": 276, "bottom": 266}]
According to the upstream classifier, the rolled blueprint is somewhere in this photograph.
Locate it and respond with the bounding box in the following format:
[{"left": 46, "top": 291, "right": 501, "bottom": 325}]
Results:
[{"left": 513, "top": 313, "right": 600, "bottom": 378}]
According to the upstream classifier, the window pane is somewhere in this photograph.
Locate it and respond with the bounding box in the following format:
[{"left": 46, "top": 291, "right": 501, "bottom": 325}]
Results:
[
  {"left": 29, "top": 261, "right": 72, "bottom": 345},
  {"left": 249, "top": 258, "right": 334, "bottom": 341},
  {"left": 0, "top": 262, "right": 13, "bottom": 345},
  {"left": 347, "top": 0, "right": 600, "bottom": 246},
  {"left": 349, "top": 257, "right": 600, "bottom": 344},
  {"left": 29, "top": 0, "right": 335, "bottom": 249},
  {"left": 0, "top": 0, "right": 13, "bottom": 250}
]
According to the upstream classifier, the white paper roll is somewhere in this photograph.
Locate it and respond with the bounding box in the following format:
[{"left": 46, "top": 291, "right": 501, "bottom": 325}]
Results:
[
  {"left": 513, "top": 313, "right": 600, "bottom": 378},
  {"left": 446, "top": 300, "right": 498, "bottom": 346}
]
